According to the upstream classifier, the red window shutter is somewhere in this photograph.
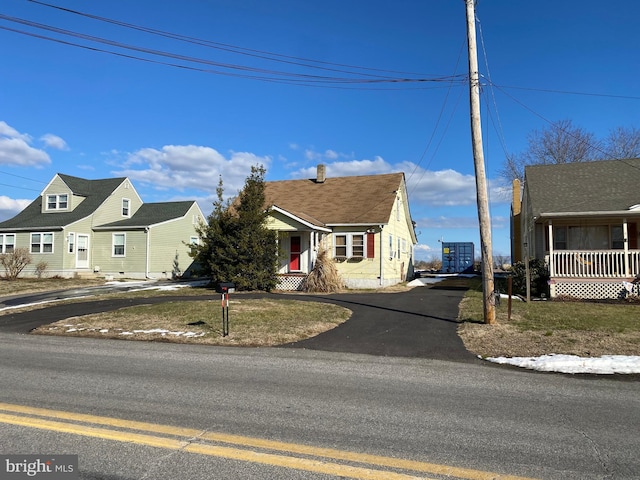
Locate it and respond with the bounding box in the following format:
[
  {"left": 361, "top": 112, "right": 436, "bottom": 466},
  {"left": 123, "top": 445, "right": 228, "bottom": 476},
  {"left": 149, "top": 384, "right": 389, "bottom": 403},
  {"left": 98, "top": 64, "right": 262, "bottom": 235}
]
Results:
[{"left": 366, "top": 232, "right": 375, "bottom": 258}]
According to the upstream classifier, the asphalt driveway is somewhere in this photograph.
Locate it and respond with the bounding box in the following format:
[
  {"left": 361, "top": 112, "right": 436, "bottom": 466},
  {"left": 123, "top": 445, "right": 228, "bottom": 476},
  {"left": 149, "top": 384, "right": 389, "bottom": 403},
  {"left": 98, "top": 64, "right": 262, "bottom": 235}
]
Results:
[{"left": 0, "top": 283, "right": 477, "bottom": 362}]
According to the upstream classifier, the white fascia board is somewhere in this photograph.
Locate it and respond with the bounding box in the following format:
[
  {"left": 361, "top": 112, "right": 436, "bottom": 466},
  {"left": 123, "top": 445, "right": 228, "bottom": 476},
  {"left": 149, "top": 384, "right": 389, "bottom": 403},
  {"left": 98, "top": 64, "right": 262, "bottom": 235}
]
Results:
[
  {"left": 269, "top": 206, "right": 332, "bottom": 232},
  {"left": 327, "top": 223, "right": 388, "bottom": 227},
  {"left": 40, "top": 173, "right": 62, "bottom": 196},
  {"left": 539, "top": 210, "right": 640, "bottom": 218}
]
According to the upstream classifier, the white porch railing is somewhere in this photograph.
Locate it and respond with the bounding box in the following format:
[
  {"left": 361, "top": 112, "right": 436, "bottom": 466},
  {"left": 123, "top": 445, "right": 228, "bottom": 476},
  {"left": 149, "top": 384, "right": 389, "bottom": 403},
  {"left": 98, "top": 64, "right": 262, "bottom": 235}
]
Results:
[{"left": 551, "top": 250, "right": 640, "bottom": 278}]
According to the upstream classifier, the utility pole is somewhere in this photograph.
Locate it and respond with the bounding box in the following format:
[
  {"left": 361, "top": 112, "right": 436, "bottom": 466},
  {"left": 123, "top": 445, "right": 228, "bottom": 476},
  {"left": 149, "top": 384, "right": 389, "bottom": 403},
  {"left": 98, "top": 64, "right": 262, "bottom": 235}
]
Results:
[{"left": 465, "top": 0, "right": 496, "bottom": 324}]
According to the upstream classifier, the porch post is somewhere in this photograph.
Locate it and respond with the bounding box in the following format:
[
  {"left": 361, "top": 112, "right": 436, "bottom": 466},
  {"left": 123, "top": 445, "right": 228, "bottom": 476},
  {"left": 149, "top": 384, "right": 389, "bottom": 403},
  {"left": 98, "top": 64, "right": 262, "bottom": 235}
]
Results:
[
  {"left": 548, "top": 220, "right": 555, "bottom": 277},
  {"left": 623, "top": 218, "right": 630, "bottom": 277}
]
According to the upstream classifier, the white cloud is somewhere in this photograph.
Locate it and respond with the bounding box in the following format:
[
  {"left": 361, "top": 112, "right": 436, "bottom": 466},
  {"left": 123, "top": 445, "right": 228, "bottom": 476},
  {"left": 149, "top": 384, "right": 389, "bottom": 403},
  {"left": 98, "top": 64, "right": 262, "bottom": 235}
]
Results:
[
  {"left": 0, "top": 121, "right": 51, "bottom": 167},
  {"left": 414, "top": 244, "right": 435, "bottom": 253},
  {"left": 0, "top": 196, "right": 32, "bottom": 221},
  {"left": 113, "top": 145, "right": 272, "bottom": 197},
  {"left": 40, "top": 133, "right": 69, "bottom": 151},
  {"left": 293, "top": 157, "right": 392, "bottom": 179},
  {"left": 304, "top": 149, "right": 322, "bottom": 161},
  {"left": 420, "top": 216, "right": 479, "bottom": 229}
]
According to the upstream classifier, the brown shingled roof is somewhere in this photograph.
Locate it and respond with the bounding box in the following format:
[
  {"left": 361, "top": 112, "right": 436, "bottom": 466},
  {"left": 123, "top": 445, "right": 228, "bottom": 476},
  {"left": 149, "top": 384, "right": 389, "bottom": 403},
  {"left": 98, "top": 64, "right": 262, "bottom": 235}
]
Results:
[{"left": 264, "top": 172, "right": 405, "bottom": 225}]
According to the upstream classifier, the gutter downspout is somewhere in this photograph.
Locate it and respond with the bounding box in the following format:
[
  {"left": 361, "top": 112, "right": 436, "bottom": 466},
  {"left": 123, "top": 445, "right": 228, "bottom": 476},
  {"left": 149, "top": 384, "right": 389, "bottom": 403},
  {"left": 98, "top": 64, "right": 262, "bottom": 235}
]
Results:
[
  {"left": 379, "top": 225, "right": 384, "bottom": 287},
  {"left": 145, "top": 227, "right": 153, "bottom": 279}
]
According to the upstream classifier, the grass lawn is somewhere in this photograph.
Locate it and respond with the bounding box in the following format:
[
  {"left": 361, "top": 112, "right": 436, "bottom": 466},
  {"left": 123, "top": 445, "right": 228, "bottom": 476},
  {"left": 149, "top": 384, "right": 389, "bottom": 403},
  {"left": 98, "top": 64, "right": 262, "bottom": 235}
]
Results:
[
  {"left": 457, "top": 278, "right": 640, "bottom": 358},
  {"left": 1, "top": 278, "right": 351, "bottom": 346},
  {"left": 32, "top": 297, "right": 351, "bottom": 346},
  {"left": 0, "top": 277, "right": 106, "bottom": 297}
]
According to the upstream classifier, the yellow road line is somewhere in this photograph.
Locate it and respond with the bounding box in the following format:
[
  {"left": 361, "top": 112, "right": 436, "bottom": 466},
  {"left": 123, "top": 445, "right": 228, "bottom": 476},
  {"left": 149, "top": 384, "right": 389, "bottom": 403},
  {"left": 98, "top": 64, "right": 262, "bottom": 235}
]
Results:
[
  {"left": 0, "top": 412, "right": 427, "bottom": 480},
  {"left": 0, "top": 402, "right": 538, "bottom": 480}
]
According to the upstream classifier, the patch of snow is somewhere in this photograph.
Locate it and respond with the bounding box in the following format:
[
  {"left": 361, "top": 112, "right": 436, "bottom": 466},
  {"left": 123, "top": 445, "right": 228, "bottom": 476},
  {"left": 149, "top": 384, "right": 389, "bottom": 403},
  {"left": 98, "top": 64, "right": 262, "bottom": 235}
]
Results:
[
  {"left": 407, "top": 277, "right": 445, "bottom": 287},
  {"left": 118, "top": 328, "right": 205, "bottom": 338},
  {"left": 487, "top": 354, "right": 640, "bottom": 374}
]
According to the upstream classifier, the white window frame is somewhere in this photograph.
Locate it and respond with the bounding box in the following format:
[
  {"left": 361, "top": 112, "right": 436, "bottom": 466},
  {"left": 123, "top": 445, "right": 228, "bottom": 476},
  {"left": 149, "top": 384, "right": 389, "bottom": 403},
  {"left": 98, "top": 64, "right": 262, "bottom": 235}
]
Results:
[
  {"left": 122, "top": 198, "right": 130, "bottom": 217},
  {"left": 334, "top": 233, "right": 366, "bottom": 259},
  {"left": 1, "top": 233, "right": 16, "bottom": 253},
  {"left": 30, "top": 232, "right": 54, "bottom": 254},
  {"left": 46, "top": 194, "right": 68, "bottom": 211},
  {"left": 112, "top": 233, "right": 126, "bottom": 257},
  {"left": 388, "top": 234, "right": 394, "bottom": 259},
  {"left": 68, "top": 232, "right": 75, "bottom": 254}
]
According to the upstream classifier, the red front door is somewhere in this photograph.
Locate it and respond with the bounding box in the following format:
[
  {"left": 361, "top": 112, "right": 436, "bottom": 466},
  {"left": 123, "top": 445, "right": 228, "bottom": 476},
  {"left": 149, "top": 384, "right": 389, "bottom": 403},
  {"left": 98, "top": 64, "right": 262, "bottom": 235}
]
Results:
[{"left": 289, "top": 236, "right": 301, "bottom": 271}]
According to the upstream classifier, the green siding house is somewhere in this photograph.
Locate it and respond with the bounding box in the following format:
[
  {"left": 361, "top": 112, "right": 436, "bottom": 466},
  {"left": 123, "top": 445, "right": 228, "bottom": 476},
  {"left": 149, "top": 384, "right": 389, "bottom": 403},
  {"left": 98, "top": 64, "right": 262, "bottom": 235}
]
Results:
[
  {"left": 0, "top": 173, "right": 204, "bottom": 279},
  {"left": 264, "top": 165, "right": 418, "bottom": 290}
]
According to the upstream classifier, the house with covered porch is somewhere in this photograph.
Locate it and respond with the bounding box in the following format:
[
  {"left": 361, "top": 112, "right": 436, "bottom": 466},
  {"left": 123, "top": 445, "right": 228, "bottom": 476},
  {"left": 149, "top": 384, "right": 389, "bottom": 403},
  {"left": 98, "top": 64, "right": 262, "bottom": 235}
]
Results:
[
  {"left": 264, "top": 165, "right": 418, "bottom": 290},
  {"left": 513, "top": 158, "right": 640, "bottom": 299}
]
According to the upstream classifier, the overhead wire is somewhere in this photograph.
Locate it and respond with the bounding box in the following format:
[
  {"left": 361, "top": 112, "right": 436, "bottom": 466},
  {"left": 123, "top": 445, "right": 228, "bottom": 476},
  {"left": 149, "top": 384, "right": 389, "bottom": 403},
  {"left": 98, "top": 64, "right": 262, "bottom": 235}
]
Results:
[
  {"left": 28, "top": 0, "right": 439, "bottom": 78},
  {"left": 490, "top": 83, "right": 640, "bottom": 173},
  {"left": 0, "top": 12, "right": 466, "bottom": 88},
  {"left": 406, "top": 39, "right": 468, "bottom": 203}
]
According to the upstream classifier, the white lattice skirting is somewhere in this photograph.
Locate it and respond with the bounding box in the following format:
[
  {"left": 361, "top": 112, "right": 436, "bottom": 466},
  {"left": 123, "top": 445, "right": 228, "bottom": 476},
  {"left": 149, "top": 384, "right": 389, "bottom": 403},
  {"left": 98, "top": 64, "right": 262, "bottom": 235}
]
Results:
[
  {"left": 551, "top": 280, "right": 640, "bottom": 300},
  {"left": 276, "top": 274, "right": 306, "bottom": 291}
]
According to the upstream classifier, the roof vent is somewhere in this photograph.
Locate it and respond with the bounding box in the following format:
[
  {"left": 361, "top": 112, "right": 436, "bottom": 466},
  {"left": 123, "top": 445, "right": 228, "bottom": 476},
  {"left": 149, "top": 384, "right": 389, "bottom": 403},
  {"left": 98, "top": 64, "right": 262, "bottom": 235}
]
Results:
[{"left": 316, "top": 164, "right": 326, "bottom": 183}]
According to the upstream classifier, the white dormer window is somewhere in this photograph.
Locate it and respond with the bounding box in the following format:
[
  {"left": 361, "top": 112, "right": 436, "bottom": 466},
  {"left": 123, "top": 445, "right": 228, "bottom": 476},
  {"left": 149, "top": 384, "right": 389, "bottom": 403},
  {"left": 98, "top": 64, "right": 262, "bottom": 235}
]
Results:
[
  {"left": 46, "top": 194, "right": 68, "bottom": 210},
  {"left": 122, "top": 198, "right": 130, "bottom": 217}
]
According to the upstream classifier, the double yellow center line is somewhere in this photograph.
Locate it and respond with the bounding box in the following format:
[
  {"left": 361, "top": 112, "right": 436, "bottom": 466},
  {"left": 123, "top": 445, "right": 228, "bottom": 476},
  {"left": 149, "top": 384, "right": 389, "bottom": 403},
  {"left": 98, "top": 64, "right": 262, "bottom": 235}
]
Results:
[{"left": 0, "top": 402, "right": 537, "bottom": 480}]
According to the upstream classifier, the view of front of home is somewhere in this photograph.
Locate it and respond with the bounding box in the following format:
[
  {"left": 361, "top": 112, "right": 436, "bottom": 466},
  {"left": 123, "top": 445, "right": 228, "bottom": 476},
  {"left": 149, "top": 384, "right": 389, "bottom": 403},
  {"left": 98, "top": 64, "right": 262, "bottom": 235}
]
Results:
[
  {"left": 512, "top": 158, "right": 640, "bottom": 299},
  {"left": 265, "top": 165, "right": 418, "bottom": 290},
  {"left": 0, "top": 173, "right": 204, "bottom": 280}
]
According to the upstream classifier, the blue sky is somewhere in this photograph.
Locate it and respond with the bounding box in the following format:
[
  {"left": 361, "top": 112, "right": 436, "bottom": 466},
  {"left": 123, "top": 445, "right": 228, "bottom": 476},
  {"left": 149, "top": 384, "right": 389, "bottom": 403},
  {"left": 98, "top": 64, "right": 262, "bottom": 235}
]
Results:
[{"left": 1, "top": 0, "right": 638, "bottom": 261}]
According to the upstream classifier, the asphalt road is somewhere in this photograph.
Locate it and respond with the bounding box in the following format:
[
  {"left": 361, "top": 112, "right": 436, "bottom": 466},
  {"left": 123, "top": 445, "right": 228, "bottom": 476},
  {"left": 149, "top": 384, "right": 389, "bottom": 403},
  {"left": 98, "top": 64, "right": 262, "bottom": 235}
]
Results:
[
  {"left": 1, "top": 285, "right": 639, "bottom": 479},
  {"left": 1, "top": 333, "right": 639, "bottom": 479}
]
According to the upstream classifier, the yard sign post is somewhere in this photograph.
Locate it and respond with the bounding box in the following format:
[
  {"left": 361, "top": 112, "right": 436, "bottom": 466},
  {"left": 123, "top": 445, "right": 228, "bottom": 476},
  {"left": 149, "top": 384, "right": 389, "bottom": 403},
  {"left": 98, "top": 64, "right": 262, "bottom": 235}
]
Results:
[
  {"left": 221, "top": 289, "right": 229, "bottom": 337},
  {"left": 218, "top": 283, "right": 234, "bottom": 337}
]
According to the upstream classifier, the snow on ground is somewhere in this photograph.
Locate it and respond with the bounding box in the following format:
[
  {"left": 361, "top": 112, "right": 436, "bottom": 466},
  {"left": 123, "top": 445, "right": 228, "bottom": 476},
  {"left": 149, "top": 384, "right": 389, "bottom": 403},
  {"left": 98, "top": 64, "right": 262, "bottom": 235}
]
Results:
[
  {"left": 410, "top": 275, "right": 640, "bottom": 374},
  {"left": 487, "top": 354, "right": 640, "bottom": 375}
]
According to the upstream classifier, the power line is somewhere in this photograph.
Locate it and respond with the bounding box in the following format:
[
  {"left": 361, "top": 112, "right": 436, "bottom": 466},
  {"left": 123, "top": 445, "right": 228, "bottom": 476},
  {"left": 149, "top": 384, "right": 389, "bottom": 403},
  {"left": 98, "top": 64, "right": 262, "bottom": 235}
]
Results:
[
  {"left": 493, "top": 84, "right": 640, "bottom": 101},
  {"left": 29, "top": 0, "right": 439, "bottom": 78},
  {"left": 491, "top": 83, "right": 640, "bottom": 173},
  {"left": 0, "top": 13, "right": 466, "bottom": 88}
]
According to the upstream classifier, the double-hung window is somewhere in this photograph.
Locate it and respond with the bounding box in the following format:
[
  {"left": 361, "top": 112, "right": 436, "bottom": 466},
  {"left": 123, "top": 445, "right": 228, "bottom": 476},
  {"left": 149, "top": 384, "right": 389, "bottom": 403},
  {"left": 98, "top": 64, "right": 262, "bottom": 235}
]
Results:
[
  {"left": 1, "top": 234, "right": 15, "bottom": 253},
  {"left": 68, "top": 232, "right": 75, "bottom": 254},
  {"left": 334, "top": 233, "right": 366, "bottom": 259},
  {"left": 122, "top": 199, "right": 130, "bottom": 217},
  {"left": 31, "top": 233, "right": 54, "bottom": 253},
  {"left": 46, "top": 194, "right": 68, "bottom": 210},
  {"left": 113, "top": 233, "right": 126, "bottom": 257},
  {"left": 611, "top": 225, "right": 624, "bottom": 250}
]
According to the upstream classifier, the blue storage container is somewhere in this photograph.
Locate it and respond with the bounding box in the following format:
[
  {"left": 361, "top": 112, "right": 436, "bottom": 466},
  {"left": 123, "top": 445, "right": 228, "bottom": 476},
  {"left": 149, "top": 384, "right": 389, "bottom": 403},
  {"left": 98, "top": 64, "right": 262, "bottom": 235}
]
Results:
[{"left": 441, "top": 242, "right": 475, "bottom": 273}]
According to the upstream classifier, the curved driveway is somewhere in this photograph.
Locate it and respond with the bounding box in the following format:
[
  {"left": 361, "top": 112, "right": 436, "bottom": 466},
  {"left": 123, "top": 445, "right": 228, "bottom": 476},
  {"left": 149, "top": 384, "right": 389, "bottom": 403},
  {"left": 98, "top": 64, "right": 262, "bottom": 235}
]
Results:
[{"left": 0, "top": 283, "right": 477, "bottom": 362}]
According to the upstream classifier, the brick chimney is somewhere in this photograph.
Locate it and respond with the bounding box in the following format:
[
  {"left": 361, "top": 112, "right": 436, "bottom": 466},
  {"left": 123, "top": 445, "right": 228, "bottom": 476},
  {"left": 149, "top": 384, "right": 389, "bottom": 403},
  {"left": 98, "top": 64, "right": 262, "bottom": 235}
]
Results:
[{"left": 316, "top": 164, "right": 326, "bottom": 183}]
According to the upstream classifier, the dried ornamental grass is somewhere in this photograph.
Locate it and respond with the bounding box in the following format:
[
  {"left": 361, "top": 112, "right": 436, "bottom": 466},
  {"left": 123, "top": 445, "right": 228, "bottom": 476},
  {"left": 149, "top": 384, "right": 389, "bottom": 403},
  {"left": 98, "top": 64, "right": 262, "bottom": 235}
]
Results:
[{"left": 302, "top": 249, "right": 345, "bottom": 293}]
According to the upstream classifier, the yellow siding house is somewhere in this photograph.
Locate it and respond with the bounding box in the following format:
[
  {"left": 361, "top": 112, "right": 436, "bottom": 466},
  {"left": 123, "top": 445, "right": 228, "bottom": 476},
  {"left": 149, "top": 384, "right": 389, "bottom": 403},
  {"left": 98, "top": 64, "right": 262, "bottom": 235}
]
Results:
[{"left": 264, "top": 165, "right": 418, "bottom": 290}]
